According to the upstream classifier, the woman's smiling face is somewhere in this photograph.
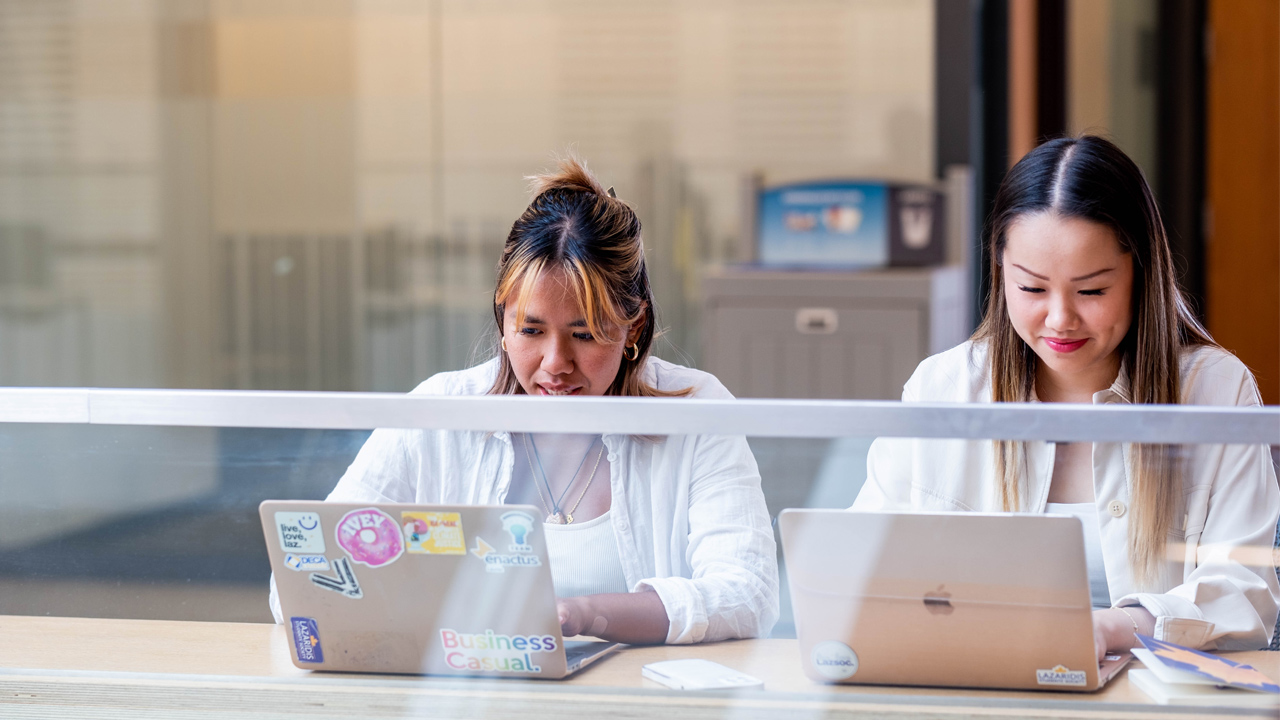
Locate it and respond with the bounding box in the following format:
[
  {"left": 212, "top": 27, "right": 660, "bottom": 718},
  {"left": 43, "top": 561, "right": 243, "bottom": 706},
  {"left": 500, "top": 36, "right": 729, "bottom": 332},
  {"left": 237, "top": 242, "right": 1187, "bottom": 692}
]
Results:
[
  {"left": 502, "top": 268, "right": 635, "bottom": 397},
  {"left": 1002, "top": 212, "right": 1134, "bottom": 397}
]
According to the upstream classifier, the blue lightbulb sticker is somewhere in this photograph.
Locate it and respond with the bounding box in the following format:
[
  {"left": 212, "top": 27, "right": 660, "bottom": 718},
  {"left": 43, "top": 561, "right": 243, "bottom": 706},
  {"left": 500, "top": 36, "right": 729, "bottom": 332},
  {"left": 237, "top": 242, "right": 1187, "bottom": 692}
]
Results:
[{"left": 501, "top": 511, "right": 535, "bottom": 552}]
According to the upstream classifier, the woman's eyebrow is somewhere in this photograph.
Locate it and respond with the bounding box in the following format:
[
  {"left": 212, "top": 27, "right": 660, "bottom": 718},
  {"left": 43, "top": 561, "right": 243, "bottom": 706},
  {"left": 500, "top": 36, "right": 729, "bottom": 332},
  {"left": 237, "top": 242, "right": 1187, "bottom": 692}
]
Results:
[{"left": 1010, "top": 263, "right": 1115, "bottom": 282}]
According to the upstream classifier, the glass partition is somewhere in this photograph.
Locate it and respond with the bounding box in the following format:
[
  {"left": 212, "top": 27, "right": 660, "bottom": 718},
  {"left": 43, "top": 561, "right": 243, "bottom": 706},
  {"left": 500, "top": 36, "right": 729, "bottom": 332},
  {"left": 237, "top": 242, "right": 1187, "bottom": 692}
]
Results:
[{"left": 1, "top": 390, "right": 1274, "bottom": 636}]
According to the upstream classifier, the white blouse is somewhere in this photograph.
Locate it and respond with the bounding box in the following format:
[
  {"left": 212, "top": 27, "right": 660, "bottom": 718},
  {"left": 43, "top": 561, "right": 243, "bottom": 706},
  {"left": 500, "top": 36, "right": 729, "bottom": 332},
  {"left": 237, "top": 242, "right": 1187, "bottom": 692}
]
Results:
[
  {"left": 305, "top": 356, "right": 779, "bottom": 644},
  {"left": 854, "top": 340, "right": 1280, "bottom": 651}
]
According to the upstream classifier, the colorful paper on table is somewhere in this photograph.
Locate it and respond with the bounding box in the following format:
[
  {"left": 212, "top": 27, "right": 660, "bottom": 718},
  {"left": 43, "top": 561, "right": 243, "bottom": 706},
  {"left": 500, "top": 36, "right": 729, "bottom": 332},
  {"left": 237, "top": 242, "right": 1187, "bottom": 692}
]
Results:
[{"left": 1137, "top": 635, "right": 1280, "bottom": 693}]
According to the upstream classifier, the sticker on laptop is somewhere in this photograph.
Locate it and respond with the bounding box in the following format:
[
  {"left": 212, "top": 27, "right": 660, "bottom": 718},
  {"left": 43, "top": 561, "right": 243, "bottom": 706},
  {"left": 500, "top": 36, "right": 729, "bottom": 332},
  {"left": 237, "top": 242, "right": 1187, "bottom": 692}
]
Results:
[
  {"left": 336, "top": 507, "right": 403, "bottom": 568},
  {"left": 284, "top": 553, "right": 329, "bottom": 572},
  {"left": 1035, "top": 664, "right": 1088, "bottom": 687},
  {"left": 402, "top": 511, "right": 465, "bottom": 555},
  {"left": 439, "top": 628, "right": 557, "bottom": 673},
  {"left": 276, "top": 512, "right": 325, "bottom": 553},
  {"left": 811, "top": 640, "right": 859, "bottom": 680},
  {"left": 500, "top": 511, "right": 535, "bottom": 552},
  {"left": 309, "top": 557, "right": 363, "bottom": 599},
  {"left": 470, "top": 536, "right": 542, "bottom": 573},
  {"left": 290, "top": 616, "right": 324, "bottom": 663}
]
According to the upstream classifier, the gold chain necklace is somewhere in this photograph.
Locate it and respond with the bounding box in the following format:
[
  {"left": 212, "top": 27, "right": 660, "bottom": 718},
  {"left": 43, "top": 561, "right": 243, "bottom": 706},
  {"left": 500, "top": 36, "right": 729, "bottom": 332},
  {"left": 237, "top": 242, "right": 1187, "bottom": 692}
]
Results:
[{"left": 560, "top": 443, "right": 605, "bottom": 524}]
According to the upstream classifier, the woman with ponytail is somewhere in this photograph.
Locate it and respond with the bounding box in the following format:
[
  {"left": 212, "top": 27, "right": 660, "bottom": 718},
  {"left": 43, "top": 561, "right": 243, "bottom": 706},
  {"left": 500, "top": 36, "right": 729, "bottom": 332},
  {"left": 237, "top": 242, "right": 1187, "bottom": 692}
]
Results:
[
  {"left": 854, "top": 135, "right": 1279, "bottom": 656},
  {"left": 280, "top": 157, "right": 779, "bottom": 645}
]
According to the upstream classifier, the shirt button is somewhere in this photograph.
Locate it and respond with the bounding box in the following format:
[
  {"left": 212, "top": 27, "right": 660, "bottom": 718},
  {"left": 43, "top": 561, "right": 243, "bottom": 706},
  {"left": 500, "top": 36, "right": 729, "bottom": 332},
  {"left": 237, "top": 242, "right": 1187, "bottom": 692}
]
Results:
[
  {"left": 1108, "top": 500, "right": 1127, "bottom": 518},
  {"left": 607, "top": 453, "right": 618, "bottom": 463}
]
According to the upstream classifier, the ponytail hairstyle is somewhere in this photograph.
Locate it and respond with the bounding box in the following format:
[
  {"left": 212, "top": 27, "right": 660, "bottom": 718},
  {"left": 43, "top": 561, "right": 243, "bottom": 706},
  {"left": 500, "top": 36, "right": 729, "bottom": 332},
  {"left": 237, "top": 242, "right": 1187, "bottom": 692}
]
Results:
[
  {"left": 973, "top": 135, "right": 1216, "bottom": 587},
  {"left": 488, "top": 156, "right": 690, "bottom": 398}
]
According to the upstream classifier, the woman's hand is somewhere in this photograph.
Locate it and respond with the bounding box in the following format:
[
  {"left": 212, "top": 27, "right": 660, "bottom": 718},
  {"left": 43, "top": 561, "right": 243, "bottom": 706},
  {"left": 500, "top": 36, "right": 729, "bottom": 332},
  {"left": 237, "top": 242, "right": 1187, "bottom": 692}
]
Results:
[
  {"left": 556, "top": 596, "right": 597, "bottom": 638},
  {"left": 555, "top": 590, "right": 671, "bottom": 645},
  {"left": 1091, "top": 606, "right": 1156, "bottom": 662}
]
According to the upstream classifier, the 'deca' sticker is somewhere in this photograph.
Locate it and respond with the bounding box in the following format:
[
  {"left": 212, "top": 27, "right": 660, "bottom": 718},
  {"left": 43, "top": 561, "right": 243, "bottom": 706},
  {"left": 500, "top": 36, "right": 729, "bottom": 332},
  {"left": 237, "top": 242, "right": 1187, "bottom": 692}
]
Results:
[
  {"left": 811, "top": 640, "right": 859, "bottom": 680},
  {"left": 402, "top": 511, "right": 466, "bottom": 555},
  {"left": 283, "top": 553, "right": 329, "bottom": 572},
  {"left": 276, "top": 512, "right": 325, "bottom": 553},
  {"left": 335, "top": 507, "right": 403, "bottom": 567}
]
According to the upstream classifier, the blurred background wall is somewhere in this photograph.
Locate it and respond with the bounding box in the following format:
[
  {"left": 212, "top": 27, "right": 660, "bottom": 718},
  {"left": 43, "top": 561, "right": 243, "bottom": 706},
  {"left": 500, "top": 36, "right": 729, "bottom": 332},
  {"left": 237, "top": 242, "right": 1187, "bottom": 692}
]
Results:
[{"left": 0, "top": 0, "right": 936, "bottom": 393}]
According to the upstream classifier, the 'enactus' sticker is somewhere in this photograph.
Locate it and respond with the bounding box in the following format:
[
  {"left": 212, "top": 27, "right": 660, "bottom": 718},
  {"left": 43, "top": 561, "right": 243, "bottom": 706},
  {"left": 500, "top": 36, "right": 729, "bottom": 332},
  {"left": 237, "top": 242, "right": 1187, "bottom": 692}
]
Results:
[
  {"left": 336, "top": 507, "right": 403, "bottom": 567},
  {"left": 290, "top": 617, "right": 324, "bottom": 663},
  {"left": 811, "top": 640, "right": 859, "bottom": 680},
  {"left": 1036, "top": 665, "right": 1088, "bottom": 687}
]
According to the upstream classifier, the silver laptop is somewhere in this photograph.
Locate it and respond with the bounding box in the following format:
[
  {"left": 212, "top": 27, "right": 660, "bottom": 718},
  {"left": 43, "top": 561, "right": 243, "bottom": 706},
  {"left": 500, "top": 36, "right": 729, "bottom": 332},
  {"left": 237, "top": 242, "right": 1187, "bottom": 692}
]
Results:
[
  {"left": 261, "top": 500, "right": 620, "bottom": 678},
  {"left": 779, "top": 509, "right": 1131, "bottom": 691}
]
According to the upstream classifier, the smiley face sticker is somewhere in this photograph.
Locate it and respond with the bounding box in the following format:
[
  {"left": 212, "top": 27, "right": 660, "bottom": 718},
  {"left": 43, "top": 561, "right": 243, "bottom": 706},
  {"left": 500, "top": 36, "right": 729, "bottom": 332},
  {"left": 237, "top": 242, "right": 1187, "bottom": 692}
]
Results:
[{"left": 335, "top": 508, "right": 403, "bottom": 568}]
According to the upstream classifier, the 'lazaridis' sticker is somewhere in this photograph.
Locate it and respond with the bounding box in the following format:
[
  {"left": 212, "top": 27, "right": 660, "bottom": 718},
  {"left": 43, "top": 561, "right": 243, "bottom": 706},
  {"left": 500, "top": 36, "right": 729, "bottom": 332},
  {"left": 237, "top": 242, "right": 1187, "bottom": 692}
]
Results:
[
  {"left": 811, "top": 640, "right": 859, "bottom": 680},
  {"left": 402, "top": 511, "right": 465, "bottom": 555},
  {"left": 335, "top": 507, "right": 403, "bottom": 568},
  {"left": 290, "top": 617, "right": 324, "bottom": 663},
  {"left": 284, "top": 554, "right": 329, "bottom": 572},
  {"left": 1035, "top": 664, "right": 1088, "bottom": 687},
  {"left": 276, "top": 512, "right": 325, "bottom": 553}
]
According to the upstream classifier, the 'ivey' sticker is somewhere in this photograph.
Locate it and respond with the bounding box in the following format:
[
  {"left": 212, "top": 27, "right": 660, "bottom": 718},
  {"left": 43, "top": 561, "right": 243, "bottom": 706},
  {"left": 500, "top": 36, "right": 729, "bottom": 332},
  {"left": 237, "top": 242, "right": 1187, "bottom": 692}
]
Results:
[
  {"left": 290, "top": 617, "right": 324, "bottom": 663},
  {"left": 276, "top": 512, "right": 325, "bottom": 553}
]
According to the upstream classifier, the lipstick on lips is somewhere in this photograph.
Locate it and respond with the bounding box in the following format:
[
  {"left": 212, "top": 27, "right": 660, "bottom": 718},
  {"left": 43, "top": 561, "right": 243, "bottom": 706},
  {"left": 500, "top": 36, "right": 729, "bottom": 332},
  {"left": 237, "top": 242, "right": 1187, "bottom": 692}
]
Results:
[{"left": 1044, "top": 337, "right": 1088, "bottom": 353}]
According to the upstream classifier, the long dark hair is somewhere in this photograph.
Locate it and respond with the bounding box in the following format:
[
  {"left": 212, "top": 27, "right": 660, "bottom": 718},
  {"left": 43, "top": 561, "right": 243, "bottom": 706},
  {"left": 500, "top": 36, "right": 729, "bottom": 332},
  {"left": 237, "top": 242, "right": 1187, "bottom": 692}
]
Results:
[
  {"left": 973, "top": 135, "right": 1215, "bottom": 585},
  {"left": 487, "top": 156, "right": 689, "bottom": 398}
]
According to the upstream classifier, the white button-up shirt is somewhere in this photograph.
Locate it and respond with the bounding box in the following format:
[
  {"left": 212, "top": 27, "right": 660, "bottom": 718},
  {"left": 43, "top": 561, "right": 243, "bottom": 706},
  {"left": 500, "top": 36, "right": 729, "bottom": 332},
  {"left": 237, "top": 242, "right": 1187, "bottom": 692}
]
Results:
[
  {"left": 313, "top": 357, "right": 780, "bottom": 644},
  {"left": 854, "top": 341, "right": 1280, "bottom": 651}
]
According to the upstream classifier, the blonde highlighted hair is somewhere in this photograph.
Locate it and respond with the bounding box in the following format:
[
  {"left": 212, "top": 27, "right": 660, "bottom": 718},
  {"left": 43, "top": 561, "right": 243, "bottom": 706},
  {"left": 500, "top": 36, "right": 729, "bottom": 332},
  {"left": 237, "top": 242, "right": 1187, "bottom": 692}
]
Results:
[
  {"left": 974, "top": 136, "right": 1217, "bottom": 587},
  {"left": 488, "top": 156, "right": 690, "bottom": 398}
]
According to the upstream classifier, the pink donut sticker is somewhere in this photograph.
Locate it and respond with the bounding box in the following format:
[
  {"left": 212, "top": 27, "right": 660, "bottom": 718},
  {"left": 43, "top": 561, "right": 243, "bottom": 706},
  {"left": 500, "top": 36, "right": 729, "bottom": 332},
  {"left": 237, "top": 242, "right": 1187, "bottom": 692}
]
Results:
[{"left": 335, "top": 508, "right": 403, "bottom": 568}]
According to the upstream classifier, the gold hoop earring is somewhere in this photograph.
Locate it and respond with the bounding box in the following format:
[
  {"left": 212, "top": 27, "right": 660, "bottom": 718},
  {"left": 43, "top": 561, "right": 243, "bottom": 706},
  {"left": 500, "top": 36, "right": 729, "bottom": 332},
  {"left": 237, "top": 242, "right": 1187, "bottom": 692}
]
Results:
[
  {"left": 624, "top": 343, "right": 639, "bottom": 361},
  {"left": 501, "top": 337, "right": 508, "bottom": 353}
]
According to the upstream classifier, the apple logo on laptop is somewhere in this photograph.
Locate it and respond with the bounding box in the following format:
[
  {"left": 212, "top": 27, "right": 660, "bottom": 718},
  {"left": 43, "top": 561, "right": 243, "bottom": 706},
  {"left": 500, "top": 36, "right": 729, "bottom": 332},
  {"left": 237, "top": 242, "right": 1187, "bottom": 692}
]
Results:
[{"left": 922, "top": 585, "right": 954, "bottom": 615}]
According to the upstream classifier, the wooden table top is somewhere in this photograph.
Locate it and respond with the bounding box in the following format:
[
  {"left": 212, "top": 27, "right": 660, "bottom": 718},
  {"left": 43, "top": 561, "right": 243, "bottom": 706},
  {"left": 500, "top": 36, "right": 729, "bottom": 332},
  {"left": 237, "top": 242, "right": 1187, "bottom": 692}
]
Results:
[{"left": 2, "top": 615, "right": 1278, "bottom": 719}]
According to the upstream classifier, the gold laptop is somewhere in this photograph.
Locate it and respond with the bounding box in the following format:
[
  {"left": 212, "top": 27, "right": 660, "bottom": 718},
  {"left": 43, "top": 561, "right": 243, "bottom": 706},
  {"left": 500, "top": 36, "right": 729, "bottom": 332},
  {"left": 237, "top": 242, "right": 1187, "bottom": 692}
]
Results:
[
  {"left": 779, "top": 509, "right": 1130, "bottom": 691},
  {"left": 261, "top": 500, "right": 620, "bottom": 678}
]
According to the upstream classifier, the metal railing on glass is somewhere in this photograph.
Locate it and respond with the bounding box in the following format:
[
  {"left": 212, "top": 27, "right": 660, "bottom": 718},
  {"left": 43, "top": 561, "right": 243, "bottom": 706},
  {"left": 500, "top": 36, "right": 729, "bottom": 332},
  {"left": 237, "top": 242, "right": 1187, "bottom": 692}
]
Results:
[{"left": 0, "top": 387, "right": 1276, "bottom": 444}]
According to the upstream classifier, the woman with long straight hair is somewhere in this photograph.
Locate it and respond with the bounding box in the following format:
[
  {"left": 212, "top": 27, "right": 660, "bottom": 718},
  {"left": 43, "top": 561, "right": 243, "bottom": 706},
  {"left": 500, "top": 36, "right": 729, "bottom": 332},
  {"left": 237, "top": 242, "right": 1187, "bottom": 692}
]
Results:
[
  {"left": 854, "top": 135, "right": 1279, "bottom": 656},
  {"left": 271, "top": 157, "right": 779, "bottom": 645}
]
